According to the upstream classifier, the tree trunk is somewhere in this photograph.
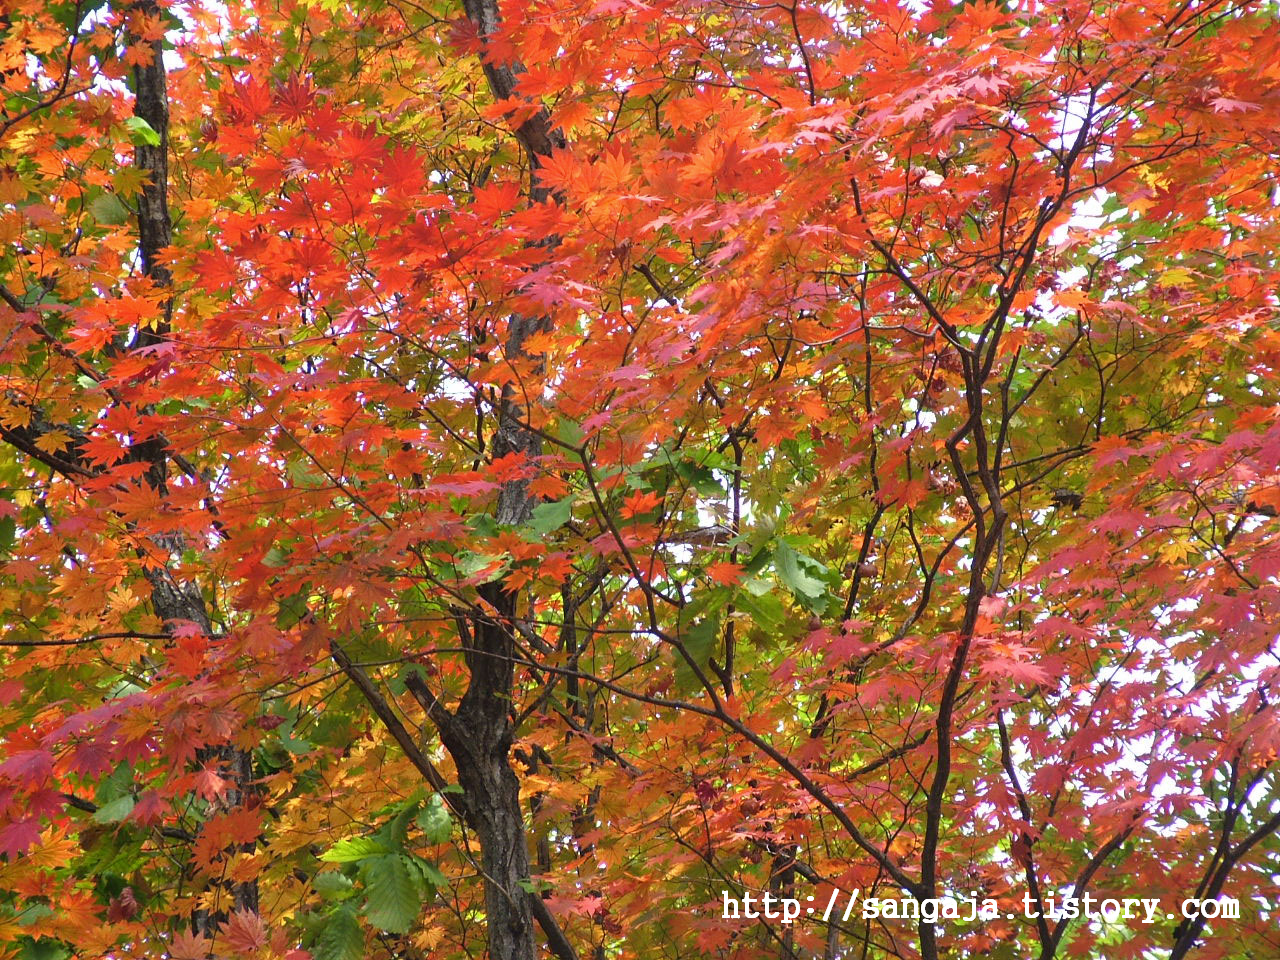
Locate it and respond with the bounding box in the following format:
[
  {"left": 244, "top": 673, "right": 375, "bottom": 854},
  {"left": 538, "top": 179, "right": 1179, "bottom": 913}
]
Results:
[
  {"left": 437, "top": 592, "right": 537, "bottom": 959},
  {"left": 429, "top": 2, "right": 567, "bottom": 958}
]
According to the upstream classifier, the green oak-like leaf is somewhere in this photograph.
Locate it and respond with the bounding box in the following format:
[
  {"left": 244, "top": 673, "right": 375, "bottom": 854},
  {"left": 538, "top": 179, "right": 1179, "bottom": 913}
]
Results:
[
  {"left": 319, "top": 836, "right": 390, "bottom": 863},
  {"left": 361, "top": 854, "right": 421, "bottom": 934},
  {"left": 315, "top": 906, "right": 363, "bottom": 960}
]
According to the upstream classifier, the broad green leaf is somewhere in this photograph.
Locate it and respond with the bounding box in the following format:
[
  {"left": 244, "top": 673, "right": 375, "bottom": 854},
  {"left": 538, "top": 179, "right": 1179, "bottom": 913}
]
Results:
[
  {"left": 675, "top": 613, "right": 721, "bottom": 692},
  {"left": 735, "top": 590, "right": 784, "bottom": 632},
  {"left": 455, "top": 551, "right": 510, "bottom": 578},
  {"left": 87, "top": 192, "right": 129, "bottom": 226},
  {"left": 555, "top": 416, "right": 584, "bottom": 448},
  {"left": 315, "top": 906, "right": 363, "bottom": 960},
  {"left": 15, "top": 903, "right": 54, "bottom": 927},
  {"left": 312, "top": 871, "right": 356, "bottom": 899},
  {"left": 361, "top": 854, "right": 421, "bottom": 933},
  {"left": 319, "top": 836, "right": 389, "bottom": 863},
  {"left": 681, "top": 614, "right": 720, "bottom": 665},
  {"left": 409, "top": 856, "right": 447, "bottom": 888},
  {"left": 288, "top": 459, "right": 326, "bottom": 486},
  {"left": 276, "top": 590, "right": 310, "bottom": 628},
  {"left": 467, "top": 512, "right": 500, "bottom": 538},
  {"left": 18, "top": 938, "right": 71, "bottom": 960},
  {"left": 262, "top": 546, "right": 289, "bottom": 568},
  {"left": 773, "top": 541, "right": 829, "bottom": 611},
  {"left": 416, "top": 794, "right": 452, "bottom": 844},
  {"left": 382, "top": 801, "right": 418, "bottom": 847},
  {"left": 91, "top": 795, "right": 135, "bottom": 824},
  {"left": 107, "top": 680, "right": 146, "bottom": 700},
  {"left": 123, "top": 116, "right": 162, "bottom": 147},
  {"left": 673, "top": 458, "right": 722, "bottom": 496},
  {"left": 526, "top": 495, "right": 574, "bottom": 535}
]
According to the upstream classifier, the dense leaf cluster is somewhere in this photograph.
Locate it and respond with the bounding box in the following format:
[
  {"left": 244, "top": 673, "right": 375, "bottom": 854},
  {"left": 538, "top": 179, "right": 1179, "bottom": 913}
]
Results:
[{"left": 1, "top": 1, "right": 1278, "bottom": 959}]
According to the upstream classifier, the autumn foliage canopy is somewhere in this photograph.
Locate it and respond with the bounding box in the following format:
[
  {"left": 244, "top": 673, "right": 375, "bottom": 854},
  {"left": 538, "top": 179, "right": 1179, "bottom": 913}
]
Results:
[{"left": 1, "top": 0, "right": 1279, "bottom": 958}]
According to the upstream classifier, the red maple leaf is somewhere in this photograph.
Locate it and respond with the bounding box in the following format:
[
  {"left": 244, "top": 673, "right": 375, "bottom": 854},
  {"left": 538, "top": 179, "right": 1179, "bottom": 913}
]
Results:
[
  {"left": 0, "top": 750, "right": 54, "bottom": 787},
  {"left": 222, "top": 909, "right": 268, "bottom": 955},
  {"left": 0, "top": 818, "right": 42, "bottom": 857}
]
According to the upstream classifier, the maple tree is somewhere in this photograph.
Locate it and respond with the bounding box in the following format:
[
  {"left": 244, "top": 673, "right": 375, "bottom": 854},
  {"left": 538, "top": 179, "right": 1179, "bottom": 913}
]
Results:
[{"left": 2, "top": 0, "right": 1280, "bottom": 958}]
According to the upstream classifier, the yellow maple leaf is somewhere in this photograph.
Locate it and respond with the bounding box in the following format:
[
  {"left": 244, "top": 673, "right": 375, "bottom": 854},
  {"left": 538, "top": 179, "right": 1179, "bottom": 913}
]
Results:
[
  {"left": 33, "top": 429, "right": 71, "bottom": 454},
  {"left": 25, "top": 830, "right": 78, "bottom": 870}
]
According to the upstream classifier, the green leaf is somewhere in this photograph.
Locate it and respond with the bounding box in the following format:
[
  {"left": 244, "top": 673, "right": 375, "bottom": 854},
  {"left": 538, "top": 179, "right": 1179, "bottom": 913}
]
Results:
[
  {"left": 276, "top": 589, "right": 309, "bottom": 628},
  {"left": 466, "top": 513, "right": 500, "bottom": 539},
  {"left": 675, "top": 612, "right": 721, "bottom": 692},
  {"left": 288, "top": 459, "right": 326, "bottom": 486},
  {"left": 361, "top": 854, "right": 421, "bottom": 934},
  {"left": 526, "top": 495, "right": 574, "bottom": 536},
  {"left": 408, "top": 856, "right": 447, "bottom": 888},
  {"left": 93, "top": 762, "right": 135, "bottom": 806},
  {"left": 677, "top": 585, "right": 730, "bottom": 629},
  {"left": 313, "top": 871, "right": 356, "bottom": 900},
  {"left": 673, "top": 458, "right": 723, "bottom": 497},
  {"left": 123, "top": 116, "right": 162, "bottom": 147},
  {"left": 87, "top": 192, "right": 129, "bottom": 226},
  {"left": 382, "top": 801, "right": 418, "bottom": 848},
  {"left": 773, "top": 541, "right": 829, "bottom": 611},
  {"left": 108, "top": 680, "right": 146, "bottom": 701},
  {"left": 415, "top": 795, "right": 452, "bottom": 844},
  {"left": 18, "top": 938, "right": 70, "bottom": 960},
  {"left": 15, "top": 903, "right": 54, "bottom": 927},
  {"left": 455, "top": 551, "right": 510, "bottom": 579},
  {"left": 319, "top": 836, "right": 390, "bottom": 863},
  {"left": 262, "top": 546, "right": 289, "bottom": 568},
  {"left": 91, "top": 795, "right": 135, "bottom": 824},
  {"left": 315, "top": 906, "right": 363, "bottom": 960},
  {"left": 735, "top": 590, "right": 784, "bottom": 632},
  {"left": 555, "top": 416, "right": 584, "bottom": 448},
  {"left": 51, "top": 0, "right": 109, "bottom": 32},
  {"left": 682, "top": 614, "right": 720, "bottom": 665}
]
